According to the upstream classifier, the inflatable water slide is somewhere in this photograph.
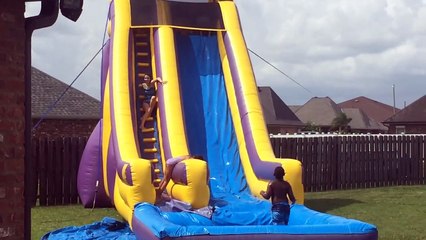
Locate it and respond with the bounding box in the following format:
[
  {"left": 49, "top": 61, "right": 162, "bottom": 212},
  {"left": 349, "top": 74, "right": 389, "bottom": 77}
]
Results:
[{"left": 77, "top": 0, "right": 378, "bottom": 239}]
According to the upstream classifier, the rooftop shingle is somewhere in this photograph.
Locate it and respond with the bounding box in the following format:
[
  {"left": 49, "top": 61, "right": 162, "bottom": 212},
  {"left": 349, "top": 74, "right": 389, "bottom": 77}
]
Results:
[
  {"left": 294, "top": 97, "right": 341, "bottom": 126},
  {"left": 258, "top": 87, "right": 304, "bottom": 126},
  {"left": 342, "top": 108, "right": 387, "bottom": 131},
  {"left": 384, "top": 95, "right": 426, "bottom": 123},
  {"left": 339, "top": 96, "right": 397, "bottom": 123},
  {"left": 31, "top": 67, "right": 100, "bottom": 119}
]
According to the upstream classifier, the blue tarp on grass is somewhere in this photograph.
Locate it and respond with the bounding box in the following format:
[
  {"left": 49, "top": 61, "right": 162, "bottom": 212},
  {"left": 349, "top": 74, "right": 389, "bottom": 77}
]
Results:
[{"left": 42, "top": 217, "right": 135, "bottom": 240}]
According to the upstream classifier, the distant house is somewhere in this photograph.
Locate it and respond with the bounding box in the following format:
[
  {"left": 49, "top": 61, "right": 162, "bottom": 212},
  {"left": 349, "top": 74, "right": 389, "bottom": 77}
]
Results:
[
  {"left": 288, "top": 105, "right": 302, "bottom": 113},
  {"left": 294, "top": 97, "right": 387, "bottom": 133},
  {"left": 341, "top": 108, "right": 387, "bottom": 133},
  {"left": 383, "top": 95, "right": 426, "bottom": 134},
  {"left": 32, "top": 67, "right": 100, "bottom": 138},
  {"left": 338, "top": 96, "right": 398, "bottom": 132},
  {"left": 294, "top": 97, "right": 341, "bottom": 132},
  {"left": 258, "top": 87, "right": 304, "bottom": 134}
]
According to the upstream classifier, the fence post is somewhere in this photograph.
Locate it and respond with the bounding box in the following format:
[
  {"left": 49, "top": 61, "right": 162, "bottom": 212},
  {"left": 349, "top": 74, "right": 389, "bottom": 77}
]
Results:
[
  {"left": 38, "top": 137, "right": 47, "bottom": 206},
  {"left": 30, "top": 137, "right": 38, "bottom": 207},
  {"left": 54, "top": 138, "right": 64, "bottom": 205}
]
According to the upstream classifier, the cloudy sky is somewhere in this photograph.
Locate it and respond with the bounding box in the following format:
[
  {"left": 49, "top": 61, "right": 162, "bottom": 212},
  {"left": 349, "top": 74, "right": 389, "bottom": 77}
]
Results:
[{"left": 27, "top": 0, "right": 426, "bottom": 108}]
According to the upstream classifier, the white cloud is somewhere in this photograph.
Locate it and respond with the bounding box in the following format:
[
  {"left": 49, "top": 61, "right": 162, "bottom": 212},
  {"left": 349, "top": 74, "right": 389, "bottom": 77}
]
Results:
[
  {"left": 29, "top": 0, "right": 426, "bottom": 108},
  {"left": 235, "top": 0, "right": 426, "bottom": 107}
]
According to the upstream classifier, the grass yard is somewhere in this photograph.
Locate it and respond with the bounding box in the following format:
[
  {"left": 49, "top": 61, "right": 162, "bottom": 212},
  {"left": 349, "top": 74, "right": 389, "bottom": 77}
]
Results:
[
  {"left": 32, "top": 185, "right": 426, "bottom": 240},
  {"left": 305, "top": 185, "right": 426, "bottom": 240},
  {"left": 32, "top": 205, "right": 121, "bottom": 239}
]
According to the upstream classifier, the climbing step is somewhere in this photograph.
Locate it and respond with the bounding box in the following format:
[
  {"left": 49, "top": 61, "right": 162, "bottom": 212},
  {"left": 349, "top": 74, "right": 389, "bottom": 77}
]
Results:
[
  {"left": 136, "top": 52, "right": 149, "bottom": 57},
  {"left": 149, "top": 158, "right": 159, "bottom": 164},
  {"left": 141, "top": 126, "right": 154, "bottom": 132},
  {"left": 144, "top": 147, "right": 157, "bottom": 153},
  {"left": 143, "top": 138, "right": 157, "bottom": 143},
  {"left": 135, "top": 33, "right": 148, "bottom": 38},
  {"left": 137, "top": 62, "right": 150, "bottom": 67},
  {"left": 135, "top": 42, "right": 148, "bottom": 47},
  {"left": 153, "top": 179, "right": 161, "bottom": 184}
]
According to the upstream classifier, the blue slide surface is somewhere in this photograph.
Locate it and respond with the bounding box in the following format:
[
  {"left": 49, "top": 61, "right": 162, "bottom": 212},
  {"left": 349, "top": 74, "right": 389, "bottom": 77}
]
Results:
[{"left": 177, "top": 32, "right": 272, "bottom": 225}]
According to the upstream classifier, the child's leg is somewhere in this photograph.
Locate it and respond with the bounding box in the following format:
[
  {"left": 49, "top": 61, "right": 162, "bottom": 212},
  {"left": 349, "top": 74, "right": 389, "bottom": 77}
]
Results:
[
  {"left": 142, "top": 97, "right": 157, "bottom": 130},
  {"left": 141, "top": 102, "right": 150, "bottom": 130},
  {"left": 148, "top": 96, "right": 157, "bottom": 114}
]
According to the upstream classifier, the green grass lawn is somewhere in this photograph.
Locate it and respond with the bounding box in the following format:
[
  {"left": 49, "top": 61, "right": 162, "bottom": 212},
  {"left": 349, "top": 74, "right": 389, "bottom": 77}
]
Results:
[
  {"left": 32, "top": 185, "right": 426, "bottom": 240},
  {"left": 305, "top": 185, "right": 426, "bottom": 240},
  {"left": 32, "top": 205, "right": 121, "bottom": 239}
]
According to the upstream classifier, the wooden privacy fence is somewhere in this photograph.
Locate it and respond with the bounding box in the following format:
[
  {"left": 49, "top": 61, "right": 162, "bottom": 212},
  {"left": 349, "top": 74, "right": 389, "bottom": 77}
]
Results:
[
  {"left": 271, "top": 134, "right": 426, "bottom": 192},
  {"left": 30, "top": 135, "right": 426, "bottom": 205},
  {"left": 30, "top": 136, "right": 87, "bottom": 206}
]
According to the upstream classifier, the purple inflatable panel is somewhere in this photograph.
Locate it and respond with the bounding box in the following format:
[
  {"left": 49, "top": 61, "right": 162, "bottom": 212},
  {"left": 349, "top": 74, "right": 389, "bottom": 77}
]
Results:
[{"left": 77, "top": 120, "right": 112, "bottom": 208}]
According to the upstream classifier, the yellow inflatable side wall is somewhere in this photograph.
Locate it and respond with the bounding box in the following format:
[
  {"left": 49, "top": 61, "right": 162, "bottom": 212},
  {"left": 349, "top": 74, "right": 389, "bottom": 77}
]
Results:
[
  {"left": 106, "top": 0, "right": 156, "bottom": 227},
  {"left": 218, "top": 1, "right": 304, "bottom": 203},
  {"left": 155, "top": 27, "right": 189, "bottom": 158}
]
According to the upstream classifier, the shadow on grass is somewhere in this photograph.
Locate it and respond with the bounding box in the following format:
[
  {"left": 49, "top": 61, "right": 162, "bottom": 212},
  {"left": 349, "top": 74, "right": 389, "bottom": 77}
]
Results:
[{"left": 305, "top": 198, "right": 364, "bottom": 212}]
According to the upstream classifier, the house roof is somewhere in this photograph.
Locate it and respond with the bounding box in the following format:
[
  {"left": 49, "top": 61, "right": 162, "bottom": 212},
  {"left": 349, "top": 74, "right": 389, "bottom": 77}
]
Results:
[
  {"left": 384, "top": 95, "right": 426, "bottom": 123},
  {"left": 294, "top": 96, "right": 388, "bottom": 132},
  {"left": 294, "top": 97, "right": 341, "bottom": 126},
  {"left": 258, "top": 87, "right": 304, "bottom": 126},
  {"left": 32, "top": 67, "right": 100, "bottom": 119},
  {"left": 342, "top": 108, "right": 387, "bottom": 131},
  {"left": 288, "top": 105, "right": 302, "bottom": 113},
  {"left": 338, "top": 96, "right": 397, "bottom": 123}
]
